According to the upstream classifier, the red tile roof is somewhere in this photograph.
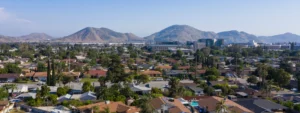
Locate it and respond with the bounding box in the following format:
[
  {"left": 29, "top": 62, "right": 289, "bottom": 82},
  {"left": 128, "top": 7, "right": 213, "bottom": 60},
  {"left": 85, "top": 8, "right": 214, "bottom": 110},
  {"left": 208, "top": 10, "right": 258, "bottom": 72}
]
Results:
[{"left": 85, "top": 70, "right": 107, "bottom": 77}]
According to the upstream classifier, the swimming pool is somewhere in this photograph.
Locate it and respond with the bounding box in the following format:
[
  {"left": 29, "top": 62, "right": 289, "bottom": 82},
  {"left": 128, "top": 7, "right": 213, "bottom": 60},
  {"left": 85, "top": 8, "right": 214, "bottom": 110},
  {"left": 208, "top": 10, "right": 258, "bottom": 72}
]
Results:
[{"left": 190, "top": 100, "right": 199, "bottom": 107}]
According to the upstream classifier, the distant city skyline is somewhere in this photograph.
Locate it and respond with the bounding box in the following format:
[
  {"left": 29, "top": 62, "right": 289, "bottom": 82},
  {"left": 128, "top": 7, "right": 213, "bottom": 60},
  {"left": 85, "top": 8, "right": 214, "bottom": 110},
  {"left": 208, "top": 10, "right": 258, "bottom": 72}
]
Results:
[{"left": 0, "top": 0, "right": 299, "bottom": 37}]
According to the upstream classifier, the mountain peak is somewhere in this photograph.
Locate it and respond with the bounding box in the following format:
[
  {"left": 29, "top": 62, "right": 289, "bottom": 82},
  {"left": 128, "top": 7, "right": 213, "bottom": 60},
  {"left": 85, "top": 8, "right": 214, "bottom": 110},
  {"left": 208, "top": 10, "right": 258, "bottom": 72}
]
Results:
[
  {"left": 56, "top": 27, "right": 140, "bottom": 43},
  {"left": 17, "top": 33, "right": 53, "bottom": 42},
  {"left": 144, "top": 25, "right": 217, "bottom": 42}
]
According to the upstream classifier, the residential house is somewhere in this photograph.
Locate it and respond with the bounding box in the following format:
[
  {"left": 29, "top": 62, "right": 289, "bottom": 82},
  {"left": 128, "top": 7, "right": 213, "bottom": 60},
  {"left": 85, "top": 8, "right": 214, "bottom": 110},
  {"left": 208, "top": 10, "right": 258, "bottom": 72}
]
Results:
[
  {"left": 15, "top": 93, "right": 36, "bottom": 100},
  {"left": 140, "top": 70, "right": 162, "bottom": 77},
  {"left": 75, "top": 55, "right": 86, "bottom": 60},
  {"left": 77, "top": 101, "right": 140, "bottom": 113},
  {"left": 184, "top": 96, "right": 253, "bottom": 113},
  {"left": 236, "top": 99, "right": 287, "bottom": 113},
  {"left": 137, "top": 64, "right": 153, "bottom": 70},
  {"left": 32, "top": 105, "right": 71, "bottom": 113},
  {"left": 155, "top": 65, "right": 172, "bottom": 71},
  {"left": 166, "top": 70, "right": 190, "bottom": 77},
  {"left": 25, "top": 72, "right": 47, "bottom": 82},
  {"left": 62, "top": 72, "right": 81, "bottom": 79},
  {"left": 58, "top": 91, "right": 97, "bottom": 102},
  {"left": 0, "top": 73, "right": 20, "bottom": 82},
  {"left": 178, "top": 66, "right": 190, "bottom": 70},
  {"left": 85, "top": 70, "right": 107, "bottom": 78},
  {"left": 150, "top": 97, "right": 191, "bottom": 113},
  {"left": 130, "top": 84, "right": 151, "bottom": 94},
  {"left": 61, "top": 59, "right": 77, "bottom": 63},
  {"left": 0, "top": 101, "right": 14, "bottom": 113},
  {"left": 180, "top": 83, "right": 204, "bottom": 96}
]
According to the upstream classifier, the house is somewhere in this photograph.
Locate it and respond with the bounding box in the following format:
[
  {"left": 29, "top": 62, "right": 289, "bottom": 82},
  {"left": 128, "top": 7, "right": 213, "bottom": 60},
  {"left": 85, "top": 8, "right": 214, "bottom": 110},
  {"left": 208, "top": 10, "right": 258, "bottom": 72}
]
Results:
[
  {"left": 75, "top": 55, "right": 86, "bottom": 60},
  {"left": 140, "top": 70, "right": 162, "bottom": 77},
  {"left": 62, "top": 72, "right": 81, "bottom": 79},
  {"left": 166, "top": 70, "right": 189, "bottom": 76},
  {"left": 61, "top": 59, "right": 77, "bottom": 63},
  {"left": 85, "top": 70, "right": 107, "bottom": 78},
  {"left": 32, "top": 105, "right": 71, "bottom": 113},
  {"left": 137, "top": 64, "right": 153, "bottom": 70},
  {"left": 0, "top": 73, "right": 20, "bottom": 82},
  {"left": 25, "top": 72, "right": 47, "bottom": 81},
  {"left": 9, "top": 85, "right": 28, "bottom": 93},
  {"left": 16, "top": 58, "right": 29, "bottom": 64},
  {"left": 15, "top": 93, "right": 36, "bottom": 100},
  {"left": 156, "top": 65, "right": 172, "bottom": 71},
  {"left": 0, "top": 101, "right": 14, "bottom": 113},
  {"left": 184, "top": 96, "right": 253, "bottom": 113},
  {"left": 178, "top": 66, "right": 190, "bottom": 70},
  {"left": 77, "top": 101, "right": 140, "bottom": 113},
  {"left": 180, "top": 83, "right": 204, "bottom": 96},
  {"left": 130, "top": 84, "right": 151, "bottom": 94},
  {"left": 150, "top": 97, "right": 191, "bottom": 113},
  {"left": 58, "top": 91, "right": 97, "bottom": 102},
  {"left": 236, "top": 99, "right": 287, "bottom": 113}
]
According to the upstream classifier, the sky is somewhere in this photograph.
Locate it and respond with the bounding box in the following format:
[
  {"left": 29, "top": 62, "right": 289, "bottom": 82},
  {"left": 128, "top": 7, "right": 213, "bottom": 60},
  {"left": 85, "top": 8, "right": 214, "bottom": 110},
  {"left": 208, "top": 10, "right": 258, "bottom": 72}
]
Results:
[{"left": 0, "top": 0, "right": 299, "bottom": 37}]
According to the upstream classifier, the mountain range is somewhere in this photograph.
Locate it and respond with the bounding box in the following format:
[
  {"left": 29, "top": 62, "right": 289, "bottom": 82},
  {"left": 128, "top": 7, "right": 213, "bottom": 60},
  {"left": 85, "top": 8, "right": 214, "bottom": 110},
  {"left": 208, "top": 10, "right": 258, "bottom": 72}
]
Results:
[{"left": 0, "top": 25, "right": 299, "bottom": 43}]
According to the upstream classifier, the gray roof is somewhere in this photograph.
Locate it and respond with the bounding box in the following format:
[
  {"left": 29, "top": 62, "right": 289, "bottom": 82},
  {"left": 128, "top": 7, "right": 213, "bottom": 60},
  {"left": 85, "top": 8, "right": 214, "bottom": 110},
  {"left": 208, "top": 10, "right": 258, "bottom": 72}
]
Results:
[
  {"left": 254, "top": 99, "right": 287, "bottom": 110},
  {"left": 187, "top": 85, "right": 203, "bottom": 92},
  {"left": 236, "top": 99, "right": 287, "bottom": 113}
]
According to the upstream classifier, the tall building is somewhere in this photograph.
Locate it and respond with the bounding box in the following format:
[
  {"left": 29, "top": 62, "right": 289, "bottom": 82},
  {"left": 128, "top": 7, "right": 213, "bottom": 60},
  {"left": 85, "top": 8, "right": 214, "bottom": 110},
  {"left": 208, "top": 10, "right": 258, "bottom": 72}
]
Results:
[{"left": 198, "top": 39, "right": 224, "bottom": 47}]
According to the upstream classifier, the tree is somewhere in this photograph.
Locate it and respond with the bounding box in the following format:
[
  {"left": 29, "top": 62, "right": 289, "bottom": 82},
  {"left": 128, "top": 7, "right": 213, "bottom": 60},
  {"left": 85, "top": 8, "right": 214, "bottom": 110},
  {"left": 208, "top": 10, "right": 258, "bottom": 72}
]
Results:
[
  {"left": 5, "top": 63, "right": 21, "bottom": 73},
  {"left": 262, "top": 80, "right": 273, "bottom": 98},
  {"left": 205, "top": 67, "right": 220, "bottom": 76},
  {"left": 138, "top": 96, "right": 155, "bottom": 113},
  {"left": 257, "top": 64, "right": 268, "bottom": 88},
  {"left": 37, "top": 62, "right": 47, "bottom": 72},
  {"left": 47, "top": 59, "right": 51, "bottom": 85},
  {"left": 40, "top": 85, "right": 50, "bottom": 98},
  {"left": 62, "top": 75, "right": 74, "bottom": 86},
  {"left": 48, "top": 94, "right": 58, "bottom": 105},
  {"left": 82, "top": 81, "right": 94, "bottom": 92},
  {"left": 168, "top": 77, "right": 180, "bottom": 97},
  {"left": 274, "top": 69, "right": 291, "bottom": 88},
  {"left": 294, "top": 104, "right": 300, "bottom": 112},
  {"left": 57, "top": 86, "right": 69, "bottom": 97},
  {"left": 106, "top": 54, "right": 126, "bottom": 83},
  {"left": 216, "top": 99, "right": 228, "bottom": 113},
  {"left": 117, "top": 46, "right": 124, "bottom": 55},
  {"left": 98, "top": 76, "right": 107, "bottom": 87},
  {"left": 2, "top": 84, "right": 16, "bottom": 99},
  {"left": 50, "top": 58, "right": 56, "bottom": 86},
  {"left": 295, "top": 73, "right": 300, "bottom": 91},
  {"left": 0, "top": 88, "right": 8, "bottom": 100},
  {"left": 204, "top": 86, "right": 214, "bottom": 96},
  {"left": 173, "top": 50, "right": 183, "bottom": 59},
  {"left": 247, "top": 76, "right": 258, "bottom": 85},
  {"left": 201, "top": 47, "right": 211, "bottom": 56},
  {"left": 135, "top": 74, "right": 150, "bottom": 85}
]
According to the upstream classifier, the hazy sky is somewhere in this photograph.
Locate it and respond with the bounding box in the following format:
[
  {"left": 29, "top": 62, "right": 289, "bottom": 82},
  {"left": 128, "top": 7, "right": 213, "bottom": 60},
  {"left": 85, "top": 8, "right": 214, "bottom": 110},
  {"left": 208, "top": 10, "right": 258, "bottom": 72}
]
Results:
[{"left": 0, "top": 0, "right": 299, "bottom": 37}]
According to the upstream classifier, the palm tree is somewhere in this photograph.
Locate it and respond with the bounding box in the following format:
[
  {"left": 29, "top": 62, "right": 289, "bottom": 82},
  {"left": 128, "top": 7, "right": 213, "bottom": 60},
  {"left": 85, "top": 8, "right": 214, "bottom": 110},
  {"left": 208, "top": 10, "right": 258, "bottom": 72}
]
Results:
[
  {"left": 262, "top": 80, "right": 273, "bottom": 98},
  {"left": 138, "top": 96, "right": 155, "bottom": 113},
  {"left": 216, "top": 99, "right": 228, "bottom": 113}
]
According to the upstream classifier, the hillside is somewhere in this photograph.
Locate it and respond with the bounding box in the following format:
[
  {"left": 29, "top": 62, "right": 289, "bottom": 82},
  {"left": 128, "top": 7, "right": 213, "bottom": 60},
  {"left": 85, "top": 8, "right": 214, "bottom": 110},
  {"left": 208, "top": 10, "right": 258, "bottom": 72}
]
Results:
[{"left": 56, "top": 27, "right": 141, "bottom": 43}]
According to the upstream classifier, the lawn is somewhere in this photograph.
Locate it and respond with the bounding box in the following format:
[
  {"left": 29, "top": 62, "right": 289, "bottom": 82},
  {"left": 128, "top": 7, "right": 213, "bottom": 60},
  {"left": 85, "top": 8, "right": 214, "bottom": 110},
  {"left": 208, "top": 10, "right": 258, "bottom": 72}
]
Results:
[
  {"left": 80, "top": 78, "right": 98, "bottom": 82},
  {"left": 10, "top": 109, "right": 25, "bottom": 113}
]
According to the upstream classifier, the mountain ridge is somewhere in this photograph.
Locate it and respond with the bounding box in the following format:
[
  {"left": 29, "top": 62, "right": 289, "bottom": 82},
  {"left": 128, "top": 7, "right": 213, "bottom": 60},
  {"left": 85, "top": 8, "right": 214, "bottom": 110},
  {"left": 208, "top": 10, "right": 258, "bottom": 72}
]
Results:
[{"left": 0, "top": 25, "right": 299, "bottom": 43}]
